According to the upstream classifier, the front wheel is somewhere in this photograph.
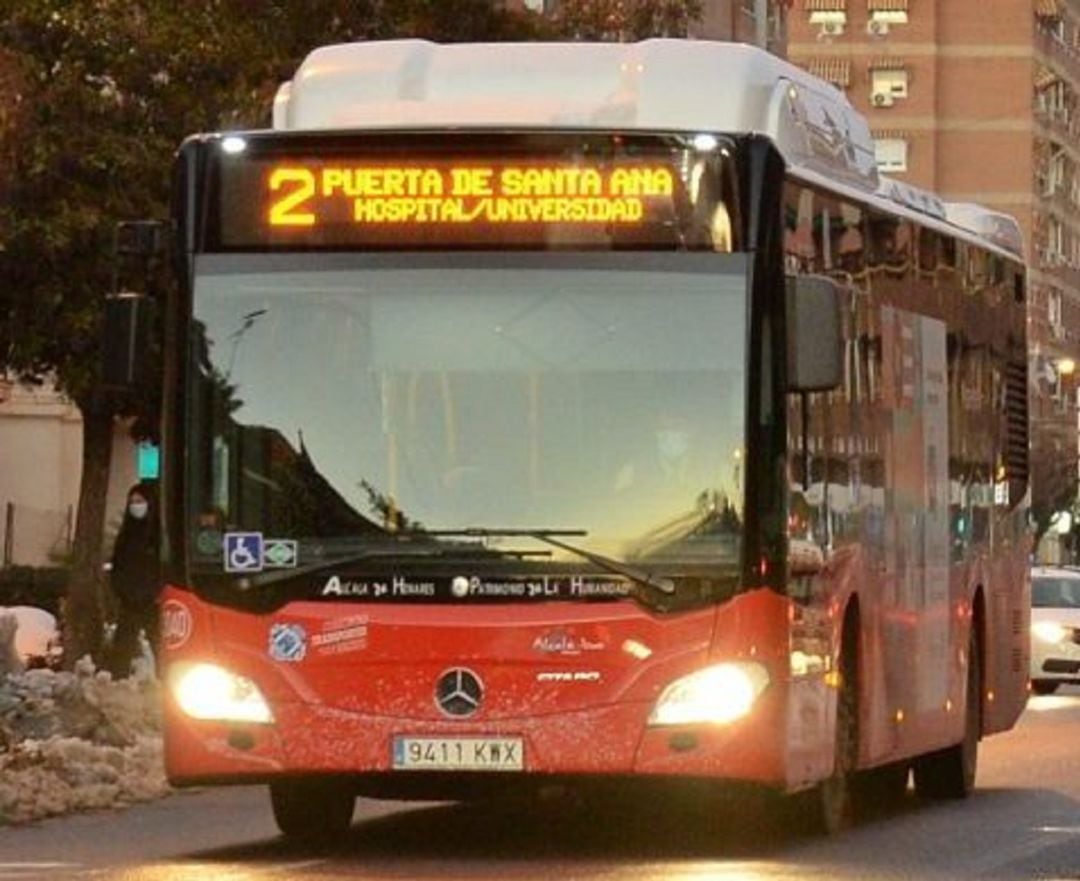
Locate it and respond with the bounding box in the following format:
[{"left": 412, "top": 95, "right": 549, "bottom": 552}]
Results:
[
  {"left": 1031, "top": 681, "right": 1058, "bottom": 696},
  {"left": 814, "top": 638, "right": 859, "bottom": 834},
  {"left": 270, "top": 779, "right": 356, "bottom": 843},
  {"left": 913, "top": 630, "right": 980, "bottom": 800}
]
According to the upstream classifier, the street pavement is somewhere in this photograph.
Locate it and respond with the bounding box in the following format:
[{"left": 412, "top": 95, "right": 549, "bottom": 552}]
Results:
[{"left": 1, "top": 687, "right": 1078, "bottom": 881}]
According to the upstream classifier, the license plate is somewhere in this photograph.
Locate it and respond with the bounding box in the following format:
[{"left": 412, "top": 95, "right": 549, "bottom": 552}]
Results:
[{"left": 392, "top": 736, "right": 524, "bottom": 771}]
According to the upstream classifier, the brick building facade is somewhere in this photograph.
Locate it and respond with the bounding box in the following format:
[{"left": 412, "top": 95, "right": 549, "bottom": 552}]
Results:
[{"left": 789, "top": 0, "right": 1080, "bottom": 557}]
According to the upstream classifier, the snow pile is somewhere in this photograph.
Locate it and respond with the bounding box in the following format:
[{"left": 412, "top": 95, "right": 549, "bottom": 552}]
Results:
[
  {"left": 4, "top": 607, "right": 61, "bottom": 667},
  {"left": 0, "top": 735, "right": 167, "bottom": 824},
  {"left": 0, "top": 607, "right": 62, "bottom": 676},
  {"left": 0, "top": 646, "right": 170, "bottom": 824}
]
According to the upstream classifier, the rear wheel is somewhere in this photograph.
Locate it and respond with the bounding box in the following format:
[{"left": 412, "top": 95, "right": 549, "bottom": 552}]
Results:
[
  {"left": 1031, "top": 681, "right": 1058, "bottom": 696},
  {"left": 913, "top": 630, "right": 980, "bottom": 800},
  {"left": 270, "top": 779, "right": 356, "bottom": 843}
]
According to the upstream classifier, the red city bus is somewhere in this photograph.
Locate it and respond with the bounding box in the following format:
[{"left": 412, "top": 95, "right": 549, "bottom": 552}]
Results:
[{"left": 147, "top": 40, "right": 1030, "bottom": 840}]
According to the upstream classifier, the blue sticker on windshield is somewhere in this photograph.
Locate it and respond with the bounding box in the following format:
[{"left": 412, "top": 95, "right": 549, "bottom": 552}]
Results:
[
  {"left": 269, "top": 623, "right": 307, "bottom": 663},
  {"left": 224, "top": 532, "right": 264, "bottom": 573}
]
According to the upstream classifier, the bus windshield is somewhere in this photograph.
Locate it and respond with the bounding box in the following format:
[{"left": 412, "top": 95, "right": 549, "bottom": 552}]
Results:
[{"left": 187, "top": 252, "right": 748, "bottom": 596}]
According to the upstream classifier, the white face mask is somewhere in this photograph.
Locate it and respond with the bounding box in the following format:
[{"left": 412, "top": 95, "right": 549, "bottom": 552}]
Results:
[{"left": 129, "top": 501, "right": 149, "bottom": 520}]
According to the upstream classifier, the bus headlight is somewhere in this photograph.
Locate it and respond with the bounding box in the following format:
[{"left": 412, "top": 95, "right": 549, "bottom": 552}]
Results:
[
  {"left": 170, "top": 662, "right": 274, "bottom": 724},
  {"left": 648, "top": 662, "right": 770, "bottom": 726},
  {"left": 1032, "top": 621, "right": 1070, "bottom": 644}
]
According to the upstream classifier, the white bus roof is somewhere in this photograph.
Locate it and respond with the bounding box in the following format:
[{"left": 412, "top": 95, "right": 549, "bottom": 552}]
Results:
[{"left": 272, "top": 39, "right": 1022, "bottom": 259}]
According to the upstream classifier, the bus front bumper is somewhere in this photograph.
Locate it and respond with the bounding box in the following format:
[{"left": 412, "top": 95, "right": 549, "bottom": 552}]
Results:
[{"left": 163, "top": 697, "right": 784, "bottom": 789}]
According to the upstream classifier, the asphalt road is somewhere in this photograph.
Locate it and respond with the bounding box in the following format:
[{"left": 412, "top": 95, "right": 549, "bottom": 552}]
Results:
[{"left": 2, "top": 687, "right": 1078, "bottom": 881}]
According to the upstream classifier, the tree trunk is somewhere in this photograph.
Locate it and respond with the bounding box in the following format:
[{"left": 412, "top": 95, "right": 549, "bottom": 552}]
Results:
[{"left": 61, "top": 400, "right": 115, "bottom": 669}]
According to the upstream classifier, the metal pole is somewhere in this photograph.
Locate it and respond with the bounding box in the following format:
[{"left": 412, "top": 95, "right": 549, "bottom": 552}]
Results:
[
  {"left": 4, "top": 501, "right": 13, "bottom": 566},
  {"left": 754, "top": 0, "right": 769, "bottom": 48}
]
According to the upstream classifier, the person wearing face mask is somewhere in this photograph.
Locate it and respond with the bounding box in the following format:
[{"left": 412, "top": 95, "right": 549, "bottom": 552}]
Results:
[
  {"left": 613, "top": 412, "right": 695, "bottom": 494},
  {"left": 107, "top": 481, "right": 162, "bottom": 678}
]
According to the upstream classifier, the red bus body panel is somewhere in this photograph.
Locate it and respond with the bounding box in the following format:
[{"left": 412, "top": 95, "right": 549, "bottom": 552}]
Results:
[{"left": 162, "top": 586, "right": 790, "bottom": 787}]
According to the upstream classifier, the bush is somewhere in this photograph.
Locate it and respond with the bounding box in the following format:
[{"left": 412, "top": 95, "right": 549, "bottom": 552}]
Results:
[{"left": 0, "top": 567, "right": 68, "bottom": 616}]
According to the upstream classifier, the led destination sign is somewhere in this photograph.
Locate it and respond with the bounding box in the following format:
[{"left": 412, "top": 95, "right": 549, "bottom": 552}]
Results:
[
  {"left": 213, "top": 150, "right": 690, "bottom": 249},
  {"left": 268, "top": 163, "right": 674, "bottom": 227}
]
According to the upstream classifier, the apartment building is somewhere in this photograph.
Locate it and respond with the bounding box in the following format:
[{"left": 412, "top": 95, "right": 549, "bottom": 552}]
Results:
[
  {"left": 694, "top": 0, "right": 788, "bottom": 50},
  {"left": 789, "top": 1, "right": 1080, "bottom": 557}
]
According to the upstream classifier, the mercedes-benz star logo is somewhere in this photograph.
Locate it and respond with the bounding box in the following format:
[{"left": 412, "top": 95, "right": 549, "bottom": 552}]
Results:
[{"left": 435, "top": 667, "right": 483, "bottom": 717}]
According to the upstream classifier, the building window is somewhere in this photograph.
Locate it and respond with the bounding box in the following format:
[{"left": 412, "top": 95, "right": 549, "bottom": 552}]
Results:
[
  {"left": 1049, "top": 290, "right": 1064, "bottom": 337},
  {"left": 870, "top": 65, "right": 908, "bottom": 107},
  {"left": 874, "top": 138, "right": 908, "bottom": 172},
  {"left": 1046, "top": 147, "right": 1068, "bottom": 196},
  {"left": 1036, "top": 0, "right": 1062, "bottom": 19},
  {"left": 1036, "top": 77, "right": 1071, "bottom": 124},
  {"left": 807, "top": 1, "right": 848, "bottom": 36},
  {"left": 804, "top": 58, "right": 852, "bottom": 90},
  {"left": 867, "top": 0, "right": 908, "bottom": 34},
  {"left": 1048, "top": 216, "right": 1066, "bottom": 261}
]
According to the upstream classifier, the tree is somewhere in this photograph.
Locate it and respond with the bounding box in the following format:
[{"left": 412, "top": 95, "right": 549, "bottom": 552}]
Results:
[
  {"left": 550, "top": 0, "right": 704, "bottom": 41},
  {"left": 0, "top": 0, "right": 539, "bottom": 666},
  {"left": 1030, "top": 418, "right": 1078, "bottom": 554}
]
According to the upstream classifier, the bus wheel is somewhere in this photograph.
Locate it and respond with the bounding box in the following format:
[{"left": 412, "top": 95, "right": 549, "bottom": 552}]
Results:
[
  {"left": 914, "top": 630, "right": 980, "bottom": 800},
  {"left": 815, "top": 640, "right": 858, "bottom": 834},
  {"left": 270, "top": 779, "right": 355, "bottom": 843},
  {"left": 1031, "top": 681, "right": 1058, "bottom": 696}
]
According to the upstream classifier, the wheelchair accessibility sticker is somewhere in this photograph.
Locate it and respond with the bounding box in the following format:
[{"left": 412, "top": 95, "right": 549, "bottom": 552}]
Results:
[{"left": 224, "top": 532, "right": 264, "bottom": 573}]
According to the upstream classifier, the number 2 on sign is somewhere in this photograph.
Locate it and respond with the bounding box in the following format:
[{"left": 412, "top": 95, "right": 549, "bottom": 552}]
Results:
[{"left": 268, "top": 168, "right": 316, "bottom": 226}]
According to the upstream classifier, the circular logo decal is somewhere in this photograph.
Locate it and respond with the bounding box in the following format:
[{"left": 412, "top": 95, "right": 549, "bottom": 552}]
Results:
[
  {"left": 161, "top": 599, "right": 193, "bottom": 651},
  {"left": 435, "top": 667, "right": 484, "bottom": 717},
  {"left": 268, "top": 623, "right": 308, "bottom": 663}
]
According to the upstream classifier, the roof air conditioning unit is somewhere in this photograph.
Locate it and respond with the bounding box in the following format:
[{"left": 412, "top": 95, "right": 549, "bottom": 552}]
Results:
[
  {"left": 819, "top": 21, "right": 845, "bottom": 37},
  {"left": 871, "top": 90, "right": 894, "bottom": 108},
  {"left": 868, "top": 19, "right": 890, "bottom": 37}
]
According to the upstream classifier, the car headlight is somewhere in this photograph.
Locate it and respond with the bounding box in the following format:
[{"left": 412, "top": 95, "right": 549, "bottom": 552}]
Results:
[
  {"left": 1032, "top": 621, "right": 1070, "bottom": 644},
  {"left": 648, "top": 662, "right": 770, "bottom": 726},
  {"left": 170, "top": 662, "right": 274, "bottom": 724}
]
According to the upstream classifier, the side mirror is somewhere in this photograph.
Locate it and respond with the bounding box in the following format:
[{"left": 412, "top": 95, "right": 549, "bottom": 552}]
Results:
[
  {"left": 102, "top": 292, "right": 154, "bottom": 390},
  {"left": 786, "top": 275, "right": 843, "bottom": 393}
]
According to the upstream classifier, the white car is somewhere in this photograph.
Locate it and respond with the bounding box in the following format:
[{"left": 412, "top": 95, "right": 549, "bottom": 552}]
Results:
[{"left": 1030, "top": 566, "right": 1080, "bottom": 695}]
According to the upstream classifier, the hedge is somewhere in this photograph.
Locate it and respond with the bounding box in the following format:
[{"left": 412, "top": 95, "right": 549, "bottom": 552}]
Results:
[{"left": 0, "top": 567, "right": 68, "bottom": 616}]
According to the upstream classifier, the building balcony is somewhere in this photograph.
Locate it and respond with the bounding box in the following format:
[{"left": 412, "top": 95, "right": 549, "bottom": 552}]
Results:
[
  {"left": 1035, "top": 247, "right": 1080, "bottom": 294},
  {"left": 1036, "top": 184, "right": 1079, "bottom": 218},
  {"left": 1035, "top": 104, "right": 1080, "bottom": 147},
  {"left": 1036, "top": 24, "right": 1080, "bottom": 87},
  {"left": 1032, "top": 185, "right": 1080, "bottom": 228}
]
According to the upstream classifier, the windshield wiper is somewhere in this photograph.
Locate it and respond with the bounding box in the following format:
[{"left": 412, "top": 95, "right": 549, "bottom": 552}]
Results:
[{"left": 417, "top": 528, "right": 676, "bottom": 596}]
